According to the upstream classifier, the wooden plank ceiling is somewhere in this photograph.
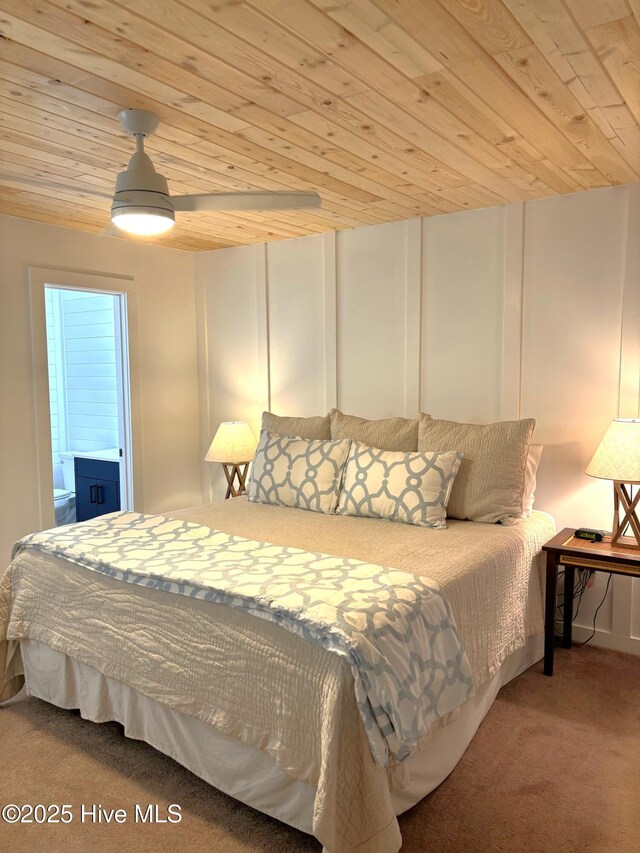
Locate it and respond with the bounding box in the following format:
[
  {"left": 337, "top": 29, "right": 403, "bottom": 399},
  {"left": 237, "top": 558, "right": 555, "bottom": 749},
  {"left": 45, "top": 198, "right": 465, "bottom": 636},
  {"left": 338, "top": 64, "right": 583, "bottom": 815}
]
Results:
[{"left": 1, "top": 0, "right": 640, "bottom": 250}]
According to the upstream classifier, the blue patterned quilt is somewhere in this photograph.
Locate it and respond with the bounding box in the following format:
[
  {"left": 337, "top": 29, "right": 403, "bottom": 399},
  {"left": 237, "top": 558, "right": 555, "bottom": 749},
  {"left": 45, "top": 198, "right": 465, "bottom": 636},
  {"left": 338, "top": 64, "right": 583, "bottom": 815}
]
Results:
[{"left": 15, "top": 512, "right": 474, "bottom": 765}]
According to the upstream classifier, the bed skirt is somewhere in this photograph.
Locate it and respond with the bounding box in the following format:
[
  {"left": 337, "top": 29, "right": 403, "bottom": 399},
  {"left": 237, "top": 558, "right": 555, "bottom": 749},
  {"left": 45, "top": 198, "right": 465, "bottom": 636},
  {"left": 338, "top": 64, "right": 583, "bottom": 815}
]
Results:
[{"left": 9, "top": 634, "right": 543, "bottom": 836}]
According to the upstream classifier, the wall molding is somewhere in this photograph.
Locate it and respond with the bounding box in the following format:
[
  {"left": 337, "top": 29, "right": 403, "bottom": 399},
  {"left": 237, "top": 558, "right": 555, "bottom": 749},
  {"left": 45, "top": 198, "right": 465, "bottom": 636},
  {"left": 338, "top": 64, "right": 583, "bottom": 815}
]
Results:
[
  {"left": 255, "top": 243, "right": 271, "bottom": 414},
  {"left": 404, "top": 218, "right": 422, "bottom": 416},
  {"left": 501, "top": 202, "right": 524, "bottom": 421},
  {"left": 194, "top": 261, "right": 213, "bottom": 502},
  {"left": 323, "top": 232, "right": 338, "bottom": 412},
  {"left": 619, "top": 182, "right": 640, "bottom": 419},
  {"left": 611, "top": 184, "right": 640, "bottom": 640}
]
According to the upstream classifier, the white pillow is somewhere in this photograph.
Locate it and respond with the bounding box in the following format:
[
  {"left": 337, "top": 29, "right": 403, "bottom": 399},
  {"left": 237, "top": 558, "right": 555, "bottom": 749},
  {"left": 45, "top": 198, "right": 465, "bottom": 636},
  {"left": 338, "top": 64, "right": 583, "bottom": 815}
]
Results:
[
  {"left": 336, "top": 442, "right": 463, "bottom": 528},
  {"left": 248, "top": 432, "right": 350, "bottom": 514}
]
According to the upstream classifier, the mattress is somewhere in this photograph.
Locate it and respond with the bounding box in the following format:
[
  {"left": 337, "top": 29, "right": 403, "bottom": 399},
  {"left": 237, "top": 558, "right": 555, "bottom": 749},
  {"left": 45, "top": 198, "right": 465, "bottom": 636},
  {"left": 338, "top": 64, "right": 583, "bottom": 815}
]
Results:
[
  {"left": 171, "top": 498, "right": 554, "bottom": 686},
  {"left": 1, "top": 499, "right": 555, "bottom": 853}
]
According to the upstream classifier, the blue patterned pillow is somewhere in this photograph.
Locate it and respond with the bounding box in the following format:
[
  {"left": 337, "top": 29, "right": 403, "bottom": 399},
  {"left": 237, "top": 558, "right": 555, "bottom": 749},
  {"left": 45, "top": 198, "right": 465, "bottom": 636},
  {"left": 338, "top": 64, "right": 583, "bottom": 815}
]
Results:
[
  {"left": 336, "top": 442, "right": 463, "bottom": 528},
  {"left": 248, "top": 432, "right": 351, "bottom": 514}
]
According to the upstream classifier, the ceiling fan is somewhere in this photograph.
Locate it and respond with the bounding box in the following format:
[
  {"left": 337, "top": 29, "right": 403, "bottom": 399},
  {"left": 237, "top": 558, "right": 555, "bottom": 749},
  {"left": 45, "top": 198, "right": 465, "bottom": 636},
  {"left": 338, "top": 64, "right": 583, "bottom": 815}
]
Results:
[
  {"left": 111, "top": 110, "right": 321, "bottom": 236},
  {"left": 4, "top": 109, "right": 322, "bottom": 237}
]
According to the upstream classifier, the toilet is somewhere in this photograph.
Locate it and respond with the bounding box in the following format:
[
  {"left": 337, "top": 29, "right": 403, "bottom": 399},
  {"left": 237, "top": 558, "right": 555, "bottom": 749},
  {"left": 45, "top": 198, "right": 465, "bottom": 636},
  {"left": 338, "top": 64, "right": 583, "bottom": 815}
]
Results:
[
  {"left": 55, "top": 452, "right": 78, "bottom": 526},
  {"left": 54, "top": 488, "right": 76, "bottom": 526}
]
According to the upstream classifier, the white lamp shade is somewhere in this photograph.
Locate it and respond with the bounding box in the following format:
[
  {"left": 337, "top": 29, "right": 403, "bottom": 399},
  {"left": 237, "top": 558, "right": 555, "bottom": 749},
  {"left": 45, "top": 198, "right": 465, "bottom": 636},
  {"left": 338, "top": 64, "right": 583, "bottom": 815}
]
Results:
[
  {"left": 205, "top": 421, "right": 256, "bottom": 464},
  {"left": 586, "top": 419, "right": 640, "bottom": 483}
]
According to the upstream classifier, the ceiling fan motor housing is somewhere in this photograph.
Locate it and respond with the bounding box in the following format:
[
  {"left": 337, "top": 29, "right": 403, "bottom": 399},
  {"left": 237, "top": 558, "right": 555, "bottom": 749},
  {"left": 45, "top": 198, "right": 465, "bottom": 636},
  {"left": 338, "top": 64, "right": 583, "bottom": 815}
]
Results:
[{"left": 111, "top": 148, "right": 175, "bottom": 223}]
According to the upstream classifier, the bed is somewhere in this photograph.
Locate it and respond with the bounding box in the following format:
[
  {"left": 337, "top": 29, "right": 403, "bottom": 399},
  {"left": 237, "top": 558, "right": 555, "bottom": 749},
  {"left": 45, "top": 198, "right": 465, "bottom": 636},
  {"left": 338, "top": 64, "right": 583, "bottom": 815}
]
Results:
[{"left": 1, "top": 496, "right": 555, "bottom": 853}]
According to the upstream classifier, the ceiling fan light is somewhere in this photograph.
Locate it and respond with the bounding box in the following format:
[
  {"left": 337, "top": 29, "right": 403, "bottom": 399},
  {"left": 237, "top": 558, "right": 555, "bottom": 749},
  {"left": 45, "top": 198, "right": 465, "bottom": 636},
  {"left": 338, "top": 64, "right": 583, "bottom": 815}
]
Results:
[
  {"left": 110, "top": 134, "right": 175, "bottom": 236},
  {"left": 111, "top": 209, "right": 175, "bottom": 236}
]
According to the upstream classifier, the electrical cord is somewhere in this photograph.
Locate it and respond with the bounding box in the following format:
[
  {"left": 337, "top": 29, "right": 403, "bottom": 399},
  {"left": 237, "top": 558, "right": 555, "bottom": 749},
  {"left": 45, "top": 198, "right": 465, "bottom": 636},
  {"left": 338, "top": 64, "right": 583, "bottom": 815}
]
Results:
[
  {"left": 574, "top": 573, "right": 613, "bottom": 647},
  {"left": 571, "top": 569, "right": 591, "bottom": 622},
  {"left": 555, "top": 567, "right": 591, "bottom": 629}
]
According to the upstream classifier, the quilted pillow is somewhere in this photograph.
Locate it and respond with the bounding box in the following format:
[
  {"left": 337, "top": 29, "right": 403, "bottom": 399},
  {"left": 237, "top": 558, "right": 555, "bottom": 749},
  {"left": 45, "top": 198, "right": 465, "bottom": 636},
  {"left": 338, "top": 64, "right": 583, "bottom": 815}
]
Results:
[
  {"left": 248, "top": 432, "right": 350, "bottom": 514},
  {"left": 418, "top": 414, "right": 535, "bottom": 523},
  {"left": 336, "top": 442, "right": 462, "bottom": 528},
  {"left": 261, "top": 411, "right": 331, "bottom": 440},
  {"left": 329, "top": 408, "right": 418, "bottom": 451}
]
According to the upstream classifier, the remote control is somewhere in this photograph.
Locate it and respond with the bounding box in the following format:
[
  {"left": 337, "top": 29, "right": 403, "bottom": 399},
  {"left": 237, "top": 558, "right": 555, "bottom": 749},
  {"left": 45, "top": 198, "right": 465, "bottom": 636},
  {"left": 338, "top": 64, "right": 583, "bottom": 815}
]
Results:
[{"left": 574, "top": 528, "right": 605, "bottom": 542}]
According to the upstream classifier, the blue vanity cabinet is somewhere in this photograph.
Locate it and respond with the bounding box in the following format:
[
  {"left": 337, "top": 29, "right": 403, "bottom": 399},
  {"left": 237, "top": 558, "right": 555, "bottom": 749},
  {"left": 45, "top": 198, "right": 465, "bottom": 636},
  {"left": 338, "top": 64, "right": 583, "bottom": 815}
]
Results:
[{"left": 75, "top": 457, "right": 121, "bottom": 522}]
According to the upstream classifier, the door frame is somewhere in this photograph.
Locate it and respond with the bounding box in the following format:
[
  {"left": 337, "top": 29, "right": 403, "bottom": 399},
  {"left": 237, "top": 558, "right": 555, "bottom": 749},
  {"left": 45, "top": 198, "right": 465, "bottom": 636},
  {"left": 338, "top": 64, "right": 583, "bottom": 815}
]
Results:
[{"left": 29, "top": 266, "right": 143, "bottom": 530}]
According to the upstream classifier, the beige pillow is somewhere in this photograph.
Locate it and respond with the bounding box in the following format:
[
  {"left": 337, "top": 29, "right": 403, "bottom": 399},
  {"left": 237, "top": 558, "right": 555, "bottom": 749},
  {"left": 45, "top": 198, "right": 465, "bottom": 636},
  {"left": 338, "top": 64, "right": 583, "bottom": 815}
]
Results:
[
  {"left": 417, "top": 414, "right": 536, "bottom": 523},
  {"left": 261, "top": 411, "right": 331, "bottom": 440},
  {"left": 329, "top": 408, "right": 418, "bottom": 452}
]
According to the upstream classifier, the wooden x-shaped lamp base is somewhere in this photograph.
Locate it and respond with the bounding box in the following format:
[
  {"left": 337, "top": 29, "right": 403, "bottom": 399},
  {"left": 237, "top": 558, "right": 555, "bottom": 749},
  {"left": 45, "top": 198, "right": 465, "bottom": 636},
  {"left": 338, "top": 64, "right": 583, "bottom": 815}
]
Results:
[
  {"left": 222, "top": 462, "right": 250, "bottom": 499},
  {"left": 612, "top": 480, "right": 640, "bottom": 549}
]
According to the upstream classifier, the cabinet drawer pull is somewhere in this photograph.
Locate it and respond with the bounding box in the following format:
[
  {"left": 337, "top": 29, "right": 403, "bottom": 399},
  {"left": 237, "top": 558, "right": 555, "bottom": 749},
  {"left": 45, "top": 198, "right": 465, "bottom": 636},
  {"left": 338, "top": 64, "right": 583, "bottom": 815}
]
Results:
[
  {"left": 90, "top": 485, "right": 97, "bottom": 504},
  {"left": 97, "top": 486, "right": 104, "bottom": 505}
]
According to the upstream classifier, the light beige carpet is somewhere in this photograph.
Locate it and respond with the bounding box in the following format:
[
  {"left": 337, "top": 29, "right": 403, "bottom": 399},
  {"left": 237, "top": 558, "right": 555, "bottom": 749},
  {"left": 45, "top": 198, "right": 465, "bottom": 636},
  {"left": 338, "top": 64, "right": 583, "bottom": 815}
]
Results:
[{"left": 1, "top": 645, "right": 638, "bottom": 853}]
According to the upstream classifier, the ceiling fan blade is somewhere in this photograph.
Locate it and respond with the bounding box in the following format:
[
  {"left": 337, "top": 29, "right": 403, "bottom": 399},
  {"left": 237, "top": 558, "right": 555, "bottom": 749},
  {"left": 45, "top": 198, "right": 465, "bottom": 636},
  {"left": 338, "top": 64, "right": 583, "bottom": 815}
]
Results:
[
  {"left": 0, "top": 174, "right": 112, "bottom": 200},
  {"left": 172, "top": 191, "right": 321, "bottom": 212}
]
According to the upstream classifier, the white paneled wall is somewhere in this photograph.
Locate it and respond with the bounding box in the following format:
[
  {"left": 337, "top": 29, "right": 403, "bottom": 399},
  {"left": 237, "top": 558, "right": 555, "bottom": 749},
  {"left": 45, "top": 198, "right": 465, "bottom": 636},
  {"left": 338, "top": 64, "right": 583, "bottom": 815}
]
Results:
[
  {"left": 421, "top": 205, "right": 508, "bottom": 424},
  {"left": 521, "top": 190, "right": 627, "bottom": 530},
  {"left": 196, "top": 183, "right": 640, "bottom": 654},
  {"left": 337, "top": 220, "right": 410, "bottom": 418},
  {"left": 268, "top": 234, "right": 328, "bottom": 417}
]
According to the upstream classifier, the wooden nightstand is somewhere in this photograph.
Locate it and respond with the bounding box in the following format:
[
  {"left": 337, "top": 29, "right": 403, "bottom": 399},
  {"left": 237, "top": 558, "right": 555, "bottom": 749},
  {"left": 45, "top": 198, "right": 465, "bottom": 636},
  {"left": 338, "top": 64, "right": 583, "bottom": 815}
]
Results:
[{"left": 542, "top": 528, "right": 640, "bottom": 676}]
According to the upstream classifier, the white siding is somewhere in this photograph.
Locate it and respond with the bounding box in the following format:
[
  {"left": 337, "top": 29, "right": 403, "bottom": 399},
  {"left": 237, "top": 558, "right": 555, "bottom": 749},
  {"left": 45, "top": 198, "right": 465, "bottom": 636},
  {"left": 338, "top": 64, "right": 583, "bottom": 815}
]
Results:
[
  {"left": 61, "top": 291, "right": 119, "bottom": 453},
  {"left": 45, "top": 289, "right": 120, "bottom": 461},
  {"left": 45, "top": 288, "right": 63, "bottom": 488}
]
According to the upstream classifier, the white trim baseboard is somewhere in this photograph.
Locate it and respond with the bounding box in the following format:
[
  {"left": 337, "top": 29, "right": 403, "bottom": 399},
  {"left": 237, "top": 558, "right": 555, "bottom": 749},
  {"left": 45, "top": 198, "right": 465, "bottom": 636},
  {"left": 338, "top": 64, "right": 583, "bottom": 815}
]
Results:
[{"left": 571, "top": 624, "right": 640, "bottom": 656}]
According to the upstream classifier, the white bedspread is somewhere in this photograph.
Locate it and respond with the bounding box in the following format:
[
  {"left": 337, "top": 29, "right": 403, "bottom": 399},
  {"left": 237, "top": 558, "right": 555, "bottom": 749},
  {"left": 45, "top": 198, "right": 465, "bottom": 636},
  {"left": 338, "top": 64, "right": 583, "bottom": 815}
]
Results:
[
  {"left": 13, "top": 511, "right": 474, "bottom": 766},
  {"left": 1, "top": 499, "right": 555, "bottom": 853}
]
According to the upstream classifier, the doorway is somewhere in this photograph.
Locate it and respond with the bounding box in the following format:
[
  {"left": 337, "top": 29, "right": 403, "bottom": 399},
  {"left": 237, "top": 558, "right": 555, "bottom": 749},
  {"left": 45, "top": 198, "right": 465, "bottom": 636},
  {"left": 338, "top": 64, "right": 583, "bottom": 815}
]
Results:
[{"left": 43, "top": 285, "right": 133, "bottom": 526}]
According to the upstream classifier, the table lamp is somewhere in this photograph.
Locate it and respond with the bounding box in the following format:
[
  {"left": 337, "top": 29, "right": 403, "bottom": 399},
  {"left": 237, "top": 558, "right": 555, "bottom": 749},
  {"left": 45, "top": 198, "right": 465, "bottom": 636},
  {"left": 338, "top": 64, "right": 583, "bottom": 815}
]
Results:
[
  {"left": 205, "top": 421, "right": 256, "bottom": 499},
  {"left": 586, "top": 418, "right": 640, "bottom": 548}
]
